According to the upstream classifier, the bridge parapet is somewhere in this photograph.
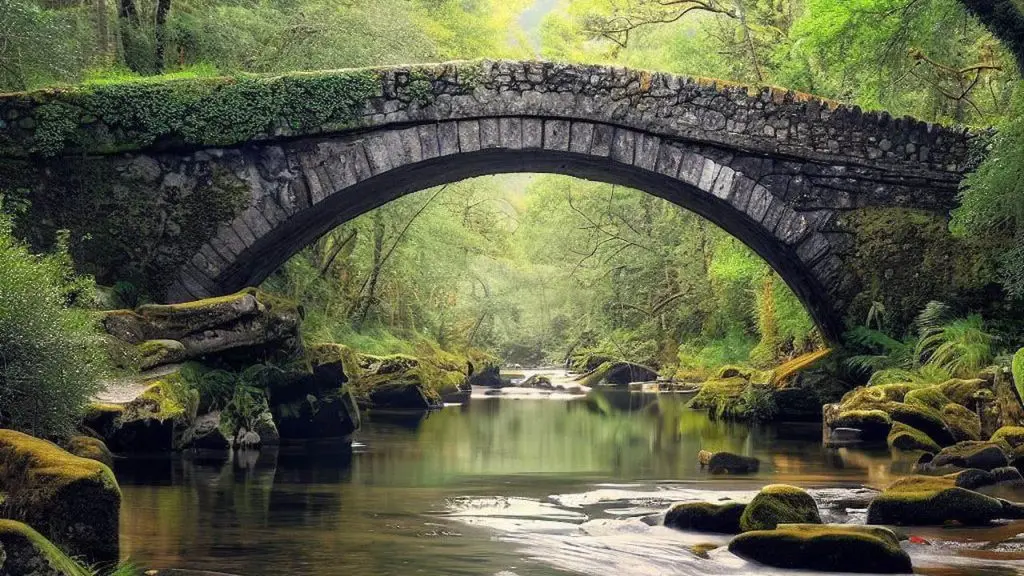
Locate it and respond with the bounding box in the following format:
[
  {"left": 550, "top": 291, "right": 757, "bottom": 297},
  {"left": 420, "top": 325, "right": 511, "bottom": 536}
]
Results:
[{"left": 0, "top": 60, "right": 972, "bottom": 180}]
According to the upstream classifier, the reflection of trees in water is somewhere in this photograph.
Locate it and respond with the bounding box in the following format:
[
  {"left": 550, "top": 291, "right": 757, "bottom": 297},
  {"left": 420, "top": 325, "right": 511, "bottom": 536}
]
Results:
[{"left": 393, "top": 395, "right": 755, "bottom": 481}]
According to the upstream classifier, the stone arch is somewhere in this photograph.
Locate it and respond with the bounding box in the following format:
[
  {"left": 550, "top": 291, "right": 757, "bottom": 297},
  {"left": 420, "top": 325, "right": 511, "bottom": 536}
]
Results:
[{"left": 166, "top": 118, "right": 844, "bottom": 339}]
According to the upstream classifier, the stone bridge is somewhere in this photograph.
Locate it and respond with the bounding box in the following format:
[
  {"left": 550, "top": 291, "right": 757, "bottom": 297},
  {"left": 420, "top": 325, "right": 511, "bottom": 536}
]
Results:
[{"left": 0, "top": 60, "right": 977, "bottom": 340}]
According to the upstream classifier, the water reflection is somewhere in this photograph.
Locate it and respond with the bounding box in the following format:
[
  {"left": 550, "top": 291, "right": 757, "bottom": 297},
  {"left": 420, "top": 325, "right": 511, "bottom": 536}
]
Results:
[{"left": 116, "top": 395, "right": 1022, "bottom": 575}]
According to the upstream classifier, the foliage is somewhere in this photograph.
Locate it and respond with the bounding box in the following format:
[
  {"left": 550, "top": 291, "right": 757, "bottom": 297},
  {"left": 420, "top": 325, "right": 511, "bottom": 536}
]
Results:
[
  {"left": 915, "top": 314, "right": 994, "bottom": 377},
  {"left": 1013, "top": 347, "right": 1024, "bottom": 403},
  {"left": 0, "top": 208, "right": 106, "bottom": 437}
]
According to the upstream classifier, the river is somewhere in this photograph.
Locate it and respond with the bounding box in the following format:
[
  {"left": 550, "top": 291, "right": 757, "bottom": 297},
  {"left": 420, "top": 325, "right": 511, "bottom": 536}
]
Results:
[{"left": 113, "top": 389, "right": 1024, "bottom": 576}]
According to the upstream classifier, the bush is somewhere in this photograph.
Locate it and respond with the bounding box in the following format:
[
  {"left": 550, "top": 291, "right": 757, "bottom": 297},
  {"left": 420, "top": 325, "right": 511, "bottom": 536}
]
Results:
[{"left": 0, "top": 210, "right": 106, "bottom": 437}]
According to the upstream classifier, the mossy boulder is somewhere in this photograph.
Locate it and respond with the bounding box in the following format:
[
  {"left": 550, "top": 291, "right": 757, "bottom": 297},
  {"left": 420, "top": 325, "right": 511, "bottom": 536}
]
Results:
[
  {"left": 954, "top": 468, "right": 997, "bottom": 490},
  {"left": 177, "top": 411, "right": 231, "bottom": 450},
  {"left": 63, "top": 436, "right": 114, "bottom": 468},
  {"left": 839, "top": 384, "right": 913, "bottom": 409},
  {"left": 832, "top": 410, "right": 892, "bottom": 441},
  {"left": 267, "top": 345, "right": 361, "bottom": 439},
  {"left": 467, "top": 363, "right": 502, "bottom": 388},
  {"left": 663, "top": 502, "right": 745, "bottom": 534},
  {"left": 1011, "top": 445, "right": 1024, "bottom": 475},
  {"left": 101, "top": 288, "right": 302, "bottom": 369},
  {"left": 887, "top": 403, "right": 955, "bottom": 447},
  {"left": 991, "top": 426, "right": 1024, "bottom": 448},
  {"left": 136, "top": 339, "right": 187, "bottom": 370},
  {"left": 887, "top": 422, "right": 941, "bottom": 453},
  {"left": 81, "top": 403, "right": 124, "bottom": 439},
  {"left": 707, "top": 452, "right": 760, "bottom": 475},
  {"left": 577, "top": 361, "right": 659, "bottom": 387},
  {"left": 0, "top": 520, "right": 92, "bottom": 576},
  {"left": 727, "top": 524, "right": 912, "bottom": 574},
  {"left": 0, "top": 430, "right": 120, "bottom": 565},
  {"left": 866, "top": 475, "right": 1005, "bottom": 526},
  {"left": 936, "top": 378, "right": 991, "bottom": 407},
  {"left": 739, "top": 484, "right": 821, "bottom": 531},
  {"left": 106, "top": 381, "right": 195, "bottom": 452},
  {"left": 940, "top": 403, "right": 982, "bottom": 442},
  {"left": 931, "top": 441, "right": 1009, "bottom": 471}
]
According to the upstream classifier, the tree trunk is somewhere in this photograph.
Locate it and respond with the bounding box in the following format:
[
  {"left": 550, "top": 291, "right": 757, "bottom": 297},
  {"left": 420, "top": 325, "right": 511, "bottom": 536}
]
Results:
[
  {"left": 96, "top": 0, "right": 110, "bottom": 61},
  {"left": 154, "top": 0, "right": 172, "bottom": 73},
  {"left": 354, "top": 213, "right": 386, "bottom": 329},
  {"left": 957, "top": 0, "right": 1024, "bottom": 75}
]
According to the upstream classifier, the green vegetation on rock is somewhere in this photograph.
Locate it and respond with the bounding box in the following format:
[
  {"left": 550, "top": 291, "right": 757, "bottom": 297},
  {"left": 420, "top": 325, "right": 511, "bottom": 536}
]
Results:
[
  {"left": 663, "top": 502, "right": 745, "bottom": 534},
  {"left": 0, "top": 429, "right": 120, "bottom": 565},
  {"left": 866, "top": 475, "right": 1006, "bottom": 526},
  {"left": 728, "top": 524, "right": 912, "bottom": 574},
  {"left": 739, "top": 484, "right": 821, "bottom": 532}
]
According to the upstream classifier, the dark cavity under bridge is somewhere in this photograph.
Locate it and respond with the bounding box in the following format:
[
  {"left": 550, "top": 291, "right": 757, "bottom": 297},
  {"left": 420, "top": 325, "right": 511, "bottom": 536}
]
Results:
[{"left": 0, "top": 60, "right": 975, "bottom": 341}]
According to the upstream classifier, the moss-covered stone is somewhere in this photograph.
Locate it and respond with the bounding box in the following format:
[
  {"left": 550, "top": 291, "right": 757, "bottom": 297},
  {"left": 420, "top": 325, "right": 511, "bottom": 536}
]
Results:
[
  {"left": 905, "top": 386, "right": 952, "bottom": 411},
  {"left": 940, "top": 403, "right": 982, "bottom": 442},
  {"left": 887, "top": 403, "right": 955, "bottom": 447},
  {"left": 936, "top": 378, "right": 991, "bottom": 407},
  {"left": 888, "top": 422, "right": 941, "bottom": 453},
  {"left": 664, "top": 502, "right": 746, "bottom": 534},
  {"left": 837, "top": 384, "right": 913, "bottom": 410},
  {"left": 81, "top": 403, "right": 125, "bottom": 439},
  {"left": 728, "top": 524, "right": 912, "bottom": 574},
  {"left": 931, "top": 441, "right": 1009, "bottom": 471},
  {"left": 63, "top": 436, "right": 114, "bottom": 468},
  {"left": 991, "top": 426, "right": 1024, "bottom": 448},
  {"left": 0, "top": 520, "right": 92, "bottom": 576},
  {"left": 739, "top": 484, "right": 821, "bottom": 532},
  {"left": 0, "top": 430, "right": 120, "bottom": 565},
  {"left": 866, "top": 475, "right": 1005, "bottom": 526},
  {"left": 266, "top": 348, "right": 361, "bottom": 440},
  {"left": 135, "top": 339, "right": 187, "bottom": 370},
  {"left": 707, "top": 452, "right": 760, "bottom": 475},
  {"left": 833, "top": 410, "right": 893, "bottom": 441},
  {"left": 107, "top": 380, "right": 195, "bottom": 452}
]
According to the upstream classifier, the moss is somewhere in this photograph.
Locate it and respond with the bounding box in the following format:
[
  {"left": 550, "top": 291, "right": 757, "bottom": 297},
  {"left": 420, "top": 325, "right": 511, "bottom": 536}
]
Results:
[
  {"left": 991, "top": 426, "right": 1024, "bottom": 448},
  {"left": 688, "top": 377, "right": 748, "bottom": 416},
  {"left": 888, "top": 402, "right": 954, "bottom": 446},
  {"left": 135, "top": 339, "right": 186, "bottom": 370},
  {"left": 833, "top": 409, "right": 892, "bottom": 441},
  {"left": 936, "top": 378, "right": 990, "bottom": 406},
  {"left": 0, "top": 519, "right": 93, "bottom": 576},
  {"left": 0, "top": 430, "right": 120, "bottom": 564},
  {"left": 905, "top": 386, "right": 952, "bottom": 411},
  {"left": 665, "top": 502, "right": 745, "bottom": 534},
  {"left": 866, "top": 474, "right": 1005, "bottom": 526},
  {"left": 728, "top": 524, "right": 912, "bottom": 574},
  {"left": 931, "top": 441, "right": 1008, "bottom": 470},
  {"left": 739, "top": 484, "right": 821, "bottom": 532},
  {"left": 689, "top": 542, "right": 720, "bottom": 559},
  {"left": 888, "top": 422, "right": 941, "bottom": 453},
  {"left": 64, "top": 436, "right": 114, "bottom": 468},
  {"left": 2, "top": 67, "right": 383, "bottom": 157},
  {"left": 839, "top": 384, "right": 913, "bottom": 409},
  {"left": 940, "top": 403, "right": 981, "bottom": 442},
  {"left": 841, "top": 207, "right": 990, "bottom": 332}
]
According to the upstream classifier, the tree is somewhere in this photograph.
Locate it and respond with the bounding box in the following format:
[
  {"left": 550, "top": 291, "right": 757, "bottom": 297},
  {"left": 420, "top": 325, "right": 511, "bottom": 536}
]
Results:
[{"left": 957, "top": 0, "right": 1024, "bottom": 75}]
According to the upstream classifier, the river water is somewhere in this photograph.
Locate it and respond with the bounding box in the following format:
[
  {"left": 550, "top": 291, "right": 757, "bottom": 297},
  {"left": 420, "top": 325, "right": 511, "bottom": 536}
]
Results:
[{"left": 113, "top": 390, "right": 1024, "bottom": 576}]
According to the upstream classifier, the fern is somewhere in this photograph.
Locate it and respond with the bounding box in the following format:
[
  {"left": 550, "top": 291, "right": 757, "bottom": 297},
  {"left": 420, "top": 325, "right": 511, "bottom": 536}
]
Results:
[
  {"left": 914, "top": 301, "right": 953, "bottom": 338},
  {"left": 915, "top": 314, "right": 994, "bottom": 378}
]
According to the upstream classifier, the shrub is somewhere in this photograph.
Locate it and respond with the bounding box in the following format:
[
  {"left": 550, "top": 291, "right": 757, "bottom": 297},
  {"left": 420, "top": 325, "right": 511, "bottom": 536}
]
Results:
[
  {"left": 0, "top": 210, "right": 106, "bottom": 437},
  {"left": 1013, "top": 348, "right": 1024, "bottom": 404}
]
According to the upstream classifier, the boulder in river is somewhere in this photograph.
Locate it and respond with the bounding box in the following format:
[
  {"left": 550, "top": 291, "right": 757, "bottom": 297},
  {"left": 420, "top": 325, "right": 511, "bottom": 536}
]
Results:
[
  {"left": 664, "top": 502, "right": 745, "bottom": 534},
  {"left": 105, "top": 381, "right": 196, "bottom": 452},
  {"left": 991, "top": 425, "right": 1024, "bottom": 449},
  {"left": 888, "top": 422, "right": 941, "bottom": 453},
  {"left": 866, "top": 475, "right": 1005, "bottom": 526},
  {"left": 831, "top": 410, "right": 893, "bottom": 442},
  {"left": 930, "top": 441, "right": 1009, "bottom": 472},
  {"left": 0, "top": 430, "right": 120, "bottom": 565},
  {"left": 707, "top": 452, "right": 760, "bottom": 475},
  {"left": 64, "top": 436, "right": 115, "bottom": 468},
  {"left": 101, "top": 288, "right": 303, "bottom": 370},
  {"left": 0, "top": 519, "right": 93, "bottom": 576},
  {"left": 576, "top": 361, "right": 659, "bottom": 387},
  {"left": 739, "top": 484, "right": 821, "bottom": 531},
  {"left": 728, "top": 524, "right": 912, "bottom": 574},
  {"left": 268, "top": 344, "right": 361, "bottom": 439}
]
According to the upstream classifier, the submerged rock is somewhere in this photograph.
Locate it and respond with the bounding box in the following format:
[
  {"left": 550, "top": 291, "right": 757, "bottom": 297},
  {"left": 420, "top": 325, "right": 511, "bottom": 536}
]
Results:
[
  {"left": 663, "top": 502, "right": 745, "bottom": 534},
  {"left": 866, "top": 475, "right": 1005, "bottom": 526},
  {"left": 0, "top": 430, "right": 120, "bottom": 565},
  {"left": 728, "top": 524, "right": 912, "bottom": 574},
  {"left": 707, "top": 452, "right": 760, "bottom": 475},
  {"left": 739, "top": 484, "right": 821, "bottom": 531}
]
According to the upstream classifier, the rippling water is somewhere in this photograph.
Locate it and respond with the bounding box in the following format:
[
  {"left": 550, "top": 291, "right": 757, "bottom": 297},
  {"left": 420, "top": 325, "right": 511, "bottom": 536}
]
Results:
[{"left": 114, "top": 392, "right": 1024, "bottom": 575}]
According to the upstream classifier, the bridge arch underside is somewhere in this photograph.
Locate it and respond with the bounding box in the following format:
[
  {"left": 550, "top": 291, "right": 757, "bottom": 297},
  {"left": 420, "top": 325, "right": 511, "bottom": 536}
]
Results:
[{"left": 166, "top": 118, "right": 887, "bottom": 342}]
